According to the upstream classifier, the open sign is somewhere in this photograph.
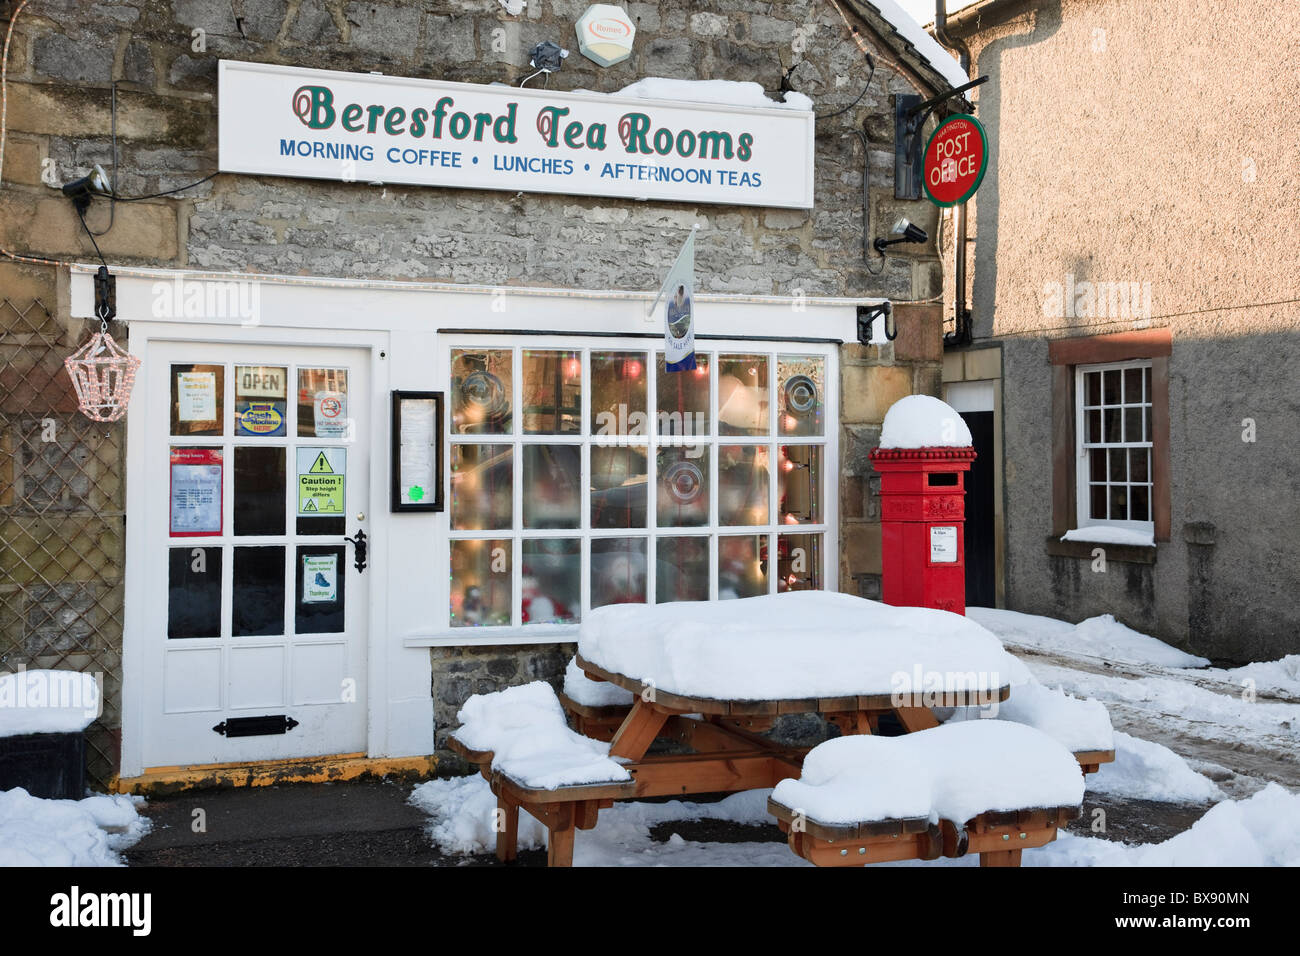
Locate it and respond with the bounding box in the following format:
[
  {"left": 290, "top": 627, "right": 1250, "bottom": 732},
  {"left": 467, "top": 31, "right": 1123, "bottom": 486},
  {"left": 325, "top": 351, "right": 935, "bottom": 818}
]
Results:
[{"left": 923, "top": 114, "right": 988, "bottom": 207}]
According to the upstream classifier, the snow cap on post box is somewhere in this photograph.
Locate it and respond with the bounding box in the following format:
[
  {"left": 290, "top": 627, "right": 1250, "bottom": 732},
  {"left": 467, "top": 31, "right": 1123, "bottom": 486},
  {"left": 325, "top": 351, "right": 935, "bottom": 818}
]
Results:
[
  {"left": 576, "top": 4, "right": 636, "bottom": 68},
  {"left": 879, "top": 394, "right": 972, "bottom": 449}
]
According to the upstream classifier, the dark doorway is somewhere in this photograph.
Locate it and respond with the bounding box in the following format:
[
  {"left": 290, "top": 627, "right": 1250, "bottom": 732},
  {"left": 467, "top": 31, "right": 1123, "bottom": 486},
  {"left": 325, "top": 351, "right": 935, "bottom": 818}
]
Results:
[{"left": 961, "top": 411, "right": 996, "bottom": 608}]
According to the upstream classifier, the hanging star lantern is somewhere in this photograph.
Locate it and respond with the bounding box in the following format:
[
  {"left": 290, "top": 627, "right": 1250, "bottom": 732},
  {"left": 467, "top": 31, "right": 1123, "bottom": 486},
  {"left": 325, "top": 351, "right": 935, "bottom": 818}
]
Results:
[{"left": 64, "top": 322, "right": 140, "bottom": 423}]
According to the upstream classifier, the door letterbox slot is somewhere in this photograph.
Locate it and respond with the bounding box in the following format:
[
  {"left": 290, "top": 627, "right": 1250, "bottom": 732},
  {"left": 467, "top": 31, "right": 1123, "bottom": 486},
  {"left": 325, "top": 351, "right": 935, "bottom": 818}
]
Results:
[{"left": 213, "top": 715, "right": 300, "bottom": 737}]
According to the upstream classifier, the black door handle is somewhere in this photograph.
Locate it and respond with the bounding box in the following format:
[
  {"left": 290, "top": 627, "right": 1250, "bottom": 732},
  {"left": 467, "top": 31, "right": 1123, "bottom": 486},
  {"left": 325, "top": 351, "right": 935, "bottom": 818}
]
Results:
[{"left": 344, "top": 529, "right": 367, "bottom": 572}]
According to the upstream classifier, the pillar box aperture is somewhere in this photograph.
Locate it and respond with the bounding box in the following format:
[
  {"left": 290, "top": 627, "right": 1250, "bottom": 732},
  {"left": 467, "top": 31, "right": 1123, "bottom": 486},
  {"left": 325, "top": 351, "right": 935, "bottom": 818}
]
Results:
[{"left": 869, "top": 396, "right": 976, "bottom": 615}]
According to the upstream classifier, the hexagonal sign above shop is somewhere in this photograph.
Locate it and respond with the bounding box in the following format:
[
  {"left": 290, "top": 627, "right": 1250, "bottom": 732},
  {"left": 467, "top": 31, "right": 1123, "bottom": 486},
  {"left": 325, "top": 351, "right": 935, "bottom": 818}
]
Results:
[{"left": 576, "top": 4, "right": 636, "bottom": 67}]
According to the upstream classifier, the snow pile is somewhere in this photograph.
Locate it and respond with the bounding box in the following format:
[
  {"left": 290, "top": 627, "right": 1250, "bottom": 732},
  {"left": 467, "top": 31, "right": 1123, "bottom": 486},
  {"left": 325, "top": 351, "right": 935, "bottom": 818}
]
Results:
[
  {"left": 877, "top": 395, "right": 972, "bottom": 449},
  {"left": 409, "top": 774, "right": 547, "bottom": 855},
  {"left": 1128, "top": 782, "right": 1300, "bottom": 866},
  {"left": 0, "top": 789, "right": 149, "bottom": 866},
  {"left": 1087, "top": 732, "right": 1224, "bottom": 804},
  {"left": 610, "top": 77, "right": 813, "bottom": 112},
  {"left": 947, "top": 680, "right": 1114, "bottom": 753},
  {"left": 1071, "top": 615, "right": 1209, "bottom": 668},
  {"left": 1200, "top": 655, "right": 1300, "bottom": 701},
  {"left": 411, "top": 774, "right": 804, "bottom": 866},
  {"left": 772, "top": 721, "right": 1084, "bottom": 827},
  {"left": 1061, "top": 526, "right": 1155, "bottom": 547},
  {"left": 563, "top": 657, "right": 634, "bottom": 708},
  {"left": 452, "top": 681, "right": 630, "bottom": 790},
  {"left": 868, "top": 0, "right": 970, "bottom": 88},
  {"left": 0, "top": 669, "right": 100, "bottom": 737},
  {"left": 579, "top": 591, "right": 1029, "bottom": 701},
  {"left": 1030, "top": 783, "right": 1300, "bottom": 867},
  {"left": 968, "top": 607, "right": 1210, "bottom": 668}
]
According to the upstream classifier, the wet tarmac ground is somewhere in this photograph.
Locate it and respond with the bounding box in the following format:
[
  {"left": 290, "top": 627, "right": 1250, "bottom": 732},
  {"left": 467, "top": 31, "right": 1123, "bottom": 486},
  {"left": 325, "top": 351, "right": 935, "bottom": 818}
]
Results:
[{"left": 124, "top": 778, "right": 1216, "bottom": 867}]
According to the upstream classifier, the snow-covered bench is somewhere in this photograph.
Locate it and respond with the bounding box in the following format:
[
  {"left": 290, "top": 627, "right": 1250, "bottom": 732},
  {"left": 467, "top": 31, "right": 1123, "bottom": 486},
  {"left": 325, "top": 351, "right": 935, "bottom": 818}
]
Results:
[
  {"left": 557, "top": 657, "right": 637, "bottom": 741},
  {"left": 944, "top": 681, "right": 1116, "bottom": 774},
  {"left": 768, "top": 721, "right": 1085, "bottom": 867},
  {"left": 447, "top": 681, "right": 637, "bottom": 866}
]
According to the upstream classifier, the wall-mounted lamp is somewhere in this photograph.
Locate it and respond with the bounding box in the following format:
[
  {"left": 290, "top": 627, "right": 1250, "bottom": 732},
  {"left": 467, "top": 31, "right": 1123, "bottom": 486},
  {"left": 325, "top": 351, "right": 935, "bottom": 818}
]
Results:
[
  {"left": 62, "top": 164, "right": 112, "bottom": 213},
  {"left": 873, "top": 217, "right": 927, "bottom": 255}
]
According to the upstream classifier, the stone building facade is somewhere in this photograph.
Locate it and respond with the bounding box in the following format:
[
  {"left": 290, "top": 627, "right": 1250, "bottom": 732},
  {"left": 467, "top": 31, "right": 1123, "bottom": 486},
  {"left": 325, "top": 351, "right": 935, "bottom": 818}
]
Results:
[
  {"left": 1, "top": 0, "right": 963, "bottom": 785},
  {"left": 937, "top": 0, "right": 1300, "bottom": 663}
]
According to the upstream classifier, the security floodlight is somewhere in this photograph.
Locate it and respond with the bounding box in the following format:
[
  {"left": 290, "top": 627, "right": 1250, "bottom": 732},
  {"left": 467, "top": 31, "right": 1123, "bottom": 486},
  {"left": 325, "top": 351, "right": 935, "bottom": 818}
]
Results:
[
  {"left": 874, "top": 217, "right": 928, "bottom": 254},
  {"left": 61, "top": 164, "right": 112, "bottom": 212}
]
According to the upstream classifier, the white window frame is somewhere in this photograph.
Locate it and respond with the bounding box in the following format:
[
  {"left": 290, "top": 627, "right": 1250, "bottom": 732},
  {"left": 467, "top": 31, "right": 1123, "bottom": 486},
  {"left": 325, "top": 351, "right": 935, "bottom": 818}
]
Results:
[
  {"left": 1074, "top": 359, "right": 1154, "bottom": 535},
  {"left": 437, "top": 333, "right": 839, "bottom": 644}
]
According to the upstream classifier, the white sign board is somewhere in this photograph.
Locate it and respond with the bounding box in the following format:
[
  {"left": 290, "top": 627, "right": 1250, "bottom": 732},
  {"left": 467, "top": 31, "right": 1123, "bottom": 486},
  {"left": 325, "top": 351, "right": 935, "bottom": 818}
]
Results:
[
  {"left": 930, "top": 526, "right": 958, "bottom": 563},
  {"left": 218, "top": 60, "right": 815, "bottom": 209}
]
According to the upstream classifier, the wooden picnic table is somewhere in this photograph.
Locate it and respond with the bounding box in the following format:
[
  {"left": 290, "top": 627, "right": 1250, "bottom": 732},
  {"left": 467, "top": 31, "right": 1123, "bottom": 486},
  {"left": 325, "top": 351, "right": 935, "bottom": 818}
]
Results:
[{"left": 450, "top": 655, "right": 1015, "bottom": 866}]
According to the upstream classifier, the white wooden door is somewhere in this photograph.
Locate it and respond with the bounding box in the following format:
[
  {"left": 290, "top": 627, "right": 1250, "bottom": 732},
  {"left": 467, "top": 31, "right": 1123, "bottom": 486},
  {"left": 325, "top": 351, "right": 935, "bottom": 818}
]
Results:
[{"left": 141, "top": 342, "right": 370, "bottom": 767}]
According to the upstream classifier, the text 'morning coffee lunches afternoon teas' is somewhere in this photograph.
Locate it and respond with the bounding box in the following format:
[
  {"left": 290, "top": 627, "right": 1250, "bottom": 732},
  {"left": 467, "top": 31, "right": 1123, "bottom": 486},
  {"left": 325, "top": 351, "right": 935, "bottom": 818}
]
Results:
[{"left": 218, "top": 60, "right": 816, "bottom": 209}]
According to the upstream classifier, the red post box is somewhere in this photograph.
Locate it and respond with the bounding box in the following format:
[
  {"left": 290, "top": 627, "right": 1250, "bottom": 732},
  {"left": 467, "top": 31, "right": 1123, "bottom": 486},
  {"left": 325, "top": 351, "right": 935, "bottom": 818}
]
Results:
[{"left": 869, "top": 444, "right": 976, "bottom": 615}]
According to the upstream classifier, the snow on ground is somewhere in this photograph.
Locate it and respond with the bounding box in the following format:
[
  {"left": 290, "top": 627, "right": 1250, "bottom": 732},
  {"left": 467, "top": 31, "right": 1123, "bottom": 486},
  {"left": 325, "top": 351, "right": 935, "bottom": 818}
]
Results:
[
  {"left": 1201, "top": 655, "right": 1300, "bottom": 701},
  {"left": 0, "top": 789, "right": 150, "bottom": 866},
  {"left": 411, "top": 773, "right": 1299, "bottom": 868},
  {"left": 1087, "top": 732, "right": 1224, "bottom": 804},
  {"left": 972, "top": 606, "right": 1300, "bottom": 798},
  {"left": 580, "top": 591, "right": 1029, "bottom": 701},
  {"left": 969, "top": 608, "right": 1209, "bottom": 668}
]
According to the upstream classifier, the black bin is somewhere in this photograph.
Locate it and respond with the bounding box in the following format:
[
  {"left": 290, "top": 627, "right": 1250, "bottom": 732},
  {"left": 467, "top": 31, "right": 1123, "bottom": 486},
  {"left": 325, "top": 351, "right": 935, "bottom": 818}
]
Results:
[{"left": 0, "top": 731, "right": 86, "bottom": 800}]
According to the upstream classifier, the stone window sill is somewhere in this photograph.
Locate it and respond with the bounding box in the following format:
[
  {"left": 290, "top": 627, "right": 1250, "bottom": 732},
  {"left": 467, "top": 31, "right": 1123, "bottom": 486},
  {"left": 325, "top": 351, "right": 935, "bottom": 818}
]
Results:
[
  {"left": 404, "top": 625, "right": 579, "bottom": 648},
  {"left": 1044, "top": 535, "right": 1156, "bottom": 565}
]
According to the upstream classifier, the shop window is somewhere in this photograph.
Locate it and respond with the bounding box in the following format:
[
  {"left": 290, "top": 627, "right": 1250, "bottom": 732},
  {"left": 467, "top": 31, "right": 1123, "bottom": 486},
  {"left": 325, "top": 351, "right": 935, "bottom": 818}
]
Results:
[{"left": 445, "top": 340, "right": 835, "bottom": 631}]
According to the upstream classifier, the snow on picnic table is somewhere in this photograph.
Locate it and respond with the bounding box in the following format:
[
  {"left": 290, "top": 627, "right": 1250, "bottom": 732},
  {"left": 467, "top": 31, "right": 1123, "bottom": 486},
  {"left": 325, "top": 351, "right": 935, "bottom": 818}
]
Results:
[
  {"left": 772, "top": 721, "right": 1084, "bottom": 828},
  {"left": 453, "top": 681, "right": 629, "bottom": 790},
  {"left": 578, "top": 591, "right": 1029, "bottom": 701}
]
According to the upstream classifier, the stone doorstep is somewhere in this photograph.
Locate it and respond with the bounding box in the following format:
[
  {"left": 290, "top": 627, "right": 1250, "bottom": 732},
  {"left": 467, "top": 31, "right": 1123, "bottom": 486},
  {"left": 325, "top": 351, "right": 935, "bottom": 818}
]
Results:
[{"left": 113, "top": 752, "right": 437, "bottom": 796}]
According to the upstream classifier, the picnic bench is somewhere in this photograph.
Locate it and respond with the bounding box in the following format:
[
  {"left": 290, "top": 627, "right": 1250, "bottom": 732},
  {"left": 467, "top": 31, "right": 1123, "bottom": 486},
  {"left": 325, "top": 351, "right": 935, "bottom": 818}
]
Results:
[
  {"left": 448, "top": 591, "right": 1115, "bottom": 867},
  {"left": 767, "top": 721, "right": 1086, "bottom": 867},
  {"left": 451, "top": 657, "right": 1015, "bottom": 866}
]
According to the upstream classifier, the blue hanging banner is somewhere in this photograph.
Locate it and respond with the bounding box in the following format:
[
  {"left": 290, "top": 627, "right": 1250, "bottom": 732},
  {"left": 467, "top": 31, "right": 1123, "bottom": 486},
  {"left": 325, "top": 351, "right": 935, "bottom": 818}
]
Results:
[{"left": 655, "top": 227, "right": 697, "bottom": 372}]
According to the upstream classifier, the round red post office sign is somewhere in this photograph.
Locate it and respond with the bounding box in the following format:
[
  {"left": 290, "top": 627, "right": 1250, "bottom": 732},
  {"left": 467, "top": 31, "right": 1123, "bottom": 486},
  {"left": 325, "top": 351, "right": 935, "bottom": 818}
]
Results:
[{"left": 923, "top": 114, "right": 988, "bottom": 207}]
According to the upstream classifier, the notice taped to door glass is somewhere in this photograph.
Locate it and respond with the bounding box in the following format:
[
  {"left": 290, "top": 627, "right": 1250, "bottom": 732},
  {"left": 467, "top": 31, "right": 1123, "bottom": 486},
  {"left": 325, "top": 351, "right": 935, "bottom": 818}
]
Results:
[
  {"left": 301, "top": 553, "right": 338, "bottom": 604},
  {"left": 170, "top": 447, "right": 223, "bottom": 536},
  {"left": 297, "top": 447, "right": 346, "bottom": 517}
]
